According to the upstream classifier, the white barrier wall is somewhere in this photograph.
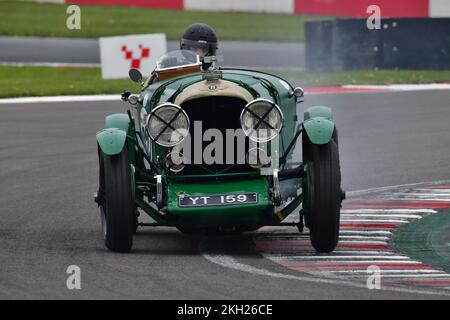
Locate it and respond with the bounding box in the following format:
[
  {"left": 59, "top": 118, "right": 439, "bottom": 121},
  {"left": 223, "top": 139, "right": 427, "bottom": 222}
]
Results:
[
  {"left": 27, "top": 0, "right": 450, "bottom": 17},
  {"left": 429, "top": 0, "right": 450, "bottom": 17},
  {"left": 99, "top": 34, "right": 166, "bottom": 79},
  {"left": 31, "top": 0, "right": 64, "bottom": 3},
  {"left": 184, "top": 0, "right": 295, "bottom": 14}
]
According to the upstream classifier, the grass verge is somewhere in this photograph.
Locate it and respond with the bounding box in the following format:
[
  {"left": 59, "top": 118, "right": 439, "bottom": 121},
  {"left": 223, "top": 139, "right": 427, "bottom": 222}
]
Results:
[
  {"left": 0, "top": 66, "right": 137, "bottom": 98},
  {"left": 273, "top": 69, "right": 450, "bottom": 87},
  {"left": 1, "top": 66, "right": 450, "bottom": 99},
  {"left": 0, "top": 0, "right": 321, "bottom": 41},
  {"left": 393, "top": 210, "right": 450, "bottom": 274}
]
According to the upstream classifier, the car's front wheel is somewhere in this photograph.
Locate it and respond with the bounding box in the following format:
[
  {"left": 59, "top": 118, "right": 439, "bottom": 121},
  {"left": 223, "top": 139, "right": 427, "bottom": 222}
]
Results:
[
  {"left": 98, "top": 146, "right": 134, "bottom": 253},
  {"left": 303, "top": 138, "right": 341, "bottom": 253}
]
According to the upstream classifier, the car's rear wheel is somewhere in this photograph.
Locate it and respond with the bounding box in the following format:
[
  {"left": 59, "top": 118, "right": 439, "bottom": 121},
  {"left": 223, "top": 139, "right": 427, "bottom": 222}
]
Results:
[
  {"left": 303, "top": 137, "right": 341, "bottom": 253},
  {"left": 98, "top": 146, "right": 134, "bottom": 253}
]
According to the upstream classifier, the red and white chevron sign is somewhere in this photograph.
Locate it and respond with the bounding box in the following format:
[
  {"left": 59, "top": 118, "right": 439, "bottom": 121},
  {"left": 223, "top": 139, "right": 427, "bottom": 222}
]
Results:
[
  {"left": 99, "top": 34, "right": 166, "bottom": 79},
  {"left": 121, "top": 44, "right": 150, "bottom": 69}
]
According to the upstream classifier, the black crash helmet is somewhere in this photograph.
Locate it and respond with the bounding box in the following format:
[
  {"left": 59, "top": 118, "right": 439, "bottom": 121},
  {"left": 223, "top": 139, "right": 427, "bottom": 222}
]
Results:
[{"left": 180, "top": 23, "right": 218, "bottom": 57}]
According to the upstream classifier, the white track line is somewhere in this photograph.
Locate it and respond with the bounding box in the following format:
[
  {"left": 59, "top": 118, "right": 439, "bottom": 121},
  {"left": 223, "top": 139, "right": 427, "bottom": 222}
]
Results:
[
  {"left": 286, "top": 260, "right": 422, "bottom": 265},
  {"left": 257, "top": 235, "right": 391, "bottom": 241},
  {"left": 341, "top": 214, "right": 422, "bottom": 219},
  {"left": 391, "top": 192, "right": 450, "bottom": 195},
  {"left": 257, "top": 233, "right": 391, "bottom": 238},
  {"left": 201, "top": 252, "right": 450, "bottom": 296},
  {"left": 264, "top": 251, "right": 399, "bottom": 256},
  {"left": 0, "top": 62, "right": 100, "bottom": 68},
  {"left": 2, "top": 83, "right": 450, "bottom": 106},
  {"left": 391, "top": 193, "right": 450, "bottom": 197},
  {"left": 338, "top": 230, "right": 393, "bottom": 236},
  {"left": 327, "top": 269, "right": 445, "bottom": 274},
  {"left": 338, "top": 240, "right": 389, "bottom": 245},
  {"left": 413, "top": 189, "right": 450, "bottom": 193},
  {"left": 328, "top": 251, "right": 397, "bottom": 255},
  {"left": 328, "top": 273, "right": 450, "bottom": 279},
  {"left": 0, "top": 95, "right": 120, "bottom": 104},
  {"left": 340, "top": 219, "right": 409, "bottom": 224},
  {"left": 341, "top": 209, "right": 437, "bottom": 214},
  {"left": 344, "top": 84, "right": 450, "bottom": 91},
  {"left": 375, "top": 274, "right": 450, "bottom": 278},
  {"left": 261, "top": 237, "right": 390, "bottom": 245},
  {"left": 267, "top": 255, "right": 411, "bottom": 260},
  {"left": 318, "top": 273, "right": 450, "bottom": 279},
  {"left": 339, "top": 236, "right": 390, "bottom": 241},
  {"left": 380, "top": 197, "right": 450, "bottom": 202},
  {"left": 346, "top": 180, "right": 450, "bottom": 196}
]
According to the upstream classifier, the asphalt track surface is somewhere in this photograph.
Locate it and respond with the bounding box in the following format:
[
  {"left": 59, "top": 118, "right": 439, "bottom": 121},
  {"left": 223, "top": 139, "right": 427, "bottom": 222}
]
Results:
[
  {"left": 0, "top": 37, "right": 305, "bottom": 69},
  {"left": 1, "top": 90, "right": 450, "bottom": 299}
]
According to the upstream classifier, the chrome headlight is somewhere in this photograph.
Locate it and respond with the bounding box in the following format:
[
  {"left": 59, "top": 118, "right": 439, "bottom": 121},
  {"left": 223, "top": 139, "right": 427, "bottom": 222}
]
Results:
[
  {"left": 240, "top": 99, "right": 283, "bottom": 142},
  {"left": 146, "top": 103, "right": 190, "bottom": 147}
]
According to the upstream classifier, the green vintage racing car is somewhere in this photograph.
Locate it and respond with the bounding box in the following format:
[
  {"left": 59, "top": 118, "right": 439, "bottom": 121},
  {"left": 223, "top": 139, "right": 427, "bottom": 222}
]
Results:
[{"left": 94, "top": 50, "right": 344, "bottom": 253}]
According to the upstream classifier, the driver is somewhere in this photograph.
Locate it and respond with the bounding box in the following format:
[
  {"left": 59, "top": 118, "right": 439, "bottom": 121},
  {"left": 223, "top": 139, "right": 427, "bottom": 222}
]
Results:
[
  {"left": 180, "top": 23, "right": 218, "bottom": 58},
  {"left": 147, "top": 23, "right": 218, "bottom": 85}
]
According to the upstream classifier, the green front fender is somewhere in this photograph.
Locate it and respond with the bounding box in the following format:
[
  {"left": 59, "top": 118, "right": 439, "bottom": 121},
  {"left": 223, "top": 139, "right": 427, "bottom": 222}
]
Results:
[
  {"left": 105, "top": 113, "right": 130, "bottom": 131},
  {"left": 303, "top": 106, "right": 335, "bottom": 145},
  {"left": 97, "top": 113, "right": 131, "bottom": 156},
  {"left": 96, "top": 128, "right": 127, "bottom": 156}
]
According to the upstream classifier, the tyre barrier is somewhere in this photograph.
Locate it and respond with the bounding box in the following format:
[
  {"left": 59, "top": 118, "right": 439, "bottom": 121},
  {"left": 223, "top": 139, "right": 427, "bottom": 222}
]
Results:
[{"left": 305, "top": 18, "right": 450, "bottom": 72}]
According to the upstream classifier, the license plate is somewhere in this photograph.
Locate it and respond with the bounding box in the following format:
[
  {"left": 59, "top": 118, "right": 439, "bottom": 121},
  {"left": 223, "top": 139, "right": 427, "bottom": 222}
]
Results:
[{"left": 178, "top": 193, "right": 258, "bottom": 207}]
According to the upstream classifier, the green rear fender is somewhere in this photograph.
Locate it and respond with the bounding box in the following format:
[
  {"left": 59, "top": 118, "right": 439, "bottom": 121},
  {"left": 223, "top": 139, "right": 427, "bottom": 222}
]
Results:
[{"left": 303, "top": 106, "right": 335, "bottom": 145}]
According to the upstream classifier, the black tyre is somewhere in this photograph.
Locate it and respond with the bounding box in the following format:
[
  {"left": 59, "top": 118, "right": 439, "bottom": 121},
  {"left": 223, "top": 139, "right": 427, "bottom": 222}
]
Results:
[
  {"left": 98, "top": 146, "right": 134, "bottom": 252},
  {"left": 303, "top": 138, "right": 341, "bottom": 253}
]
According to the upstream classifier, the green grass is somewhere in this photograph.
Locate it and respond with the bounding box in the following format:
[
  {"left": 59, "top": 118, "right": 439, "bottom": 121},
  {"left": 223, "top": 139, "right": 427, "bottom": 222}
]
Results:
[
  {"left": 0, "top": 66, "right": 138, "bottom": 98},
  {"left": 2, "top": 66, "right": 450, "bottom": 99},
  {"left": 0, "top": 0, "right": 322, "bottom": 41},
  {"left": 393, "top": 210, "right": 450, "bottom": 274},
  {"left": 273, "top": 69, "right": 450, "bottom": 86}
]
